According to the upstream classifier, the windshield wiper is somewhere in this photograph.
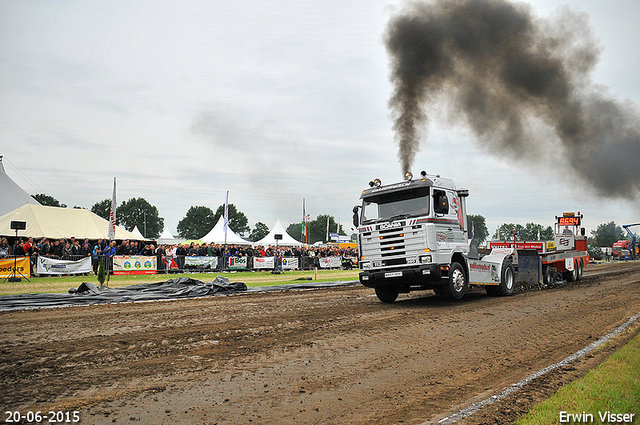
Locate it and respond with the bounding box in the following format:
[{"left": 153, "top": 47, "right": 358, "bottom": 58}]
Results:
[{"left": 388, "top": 214, "right": 410, "bottom": 221}]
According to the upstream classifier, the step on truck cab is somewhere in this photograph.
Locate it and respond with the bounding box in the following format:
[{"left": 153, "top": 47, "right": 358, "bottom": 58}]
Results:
[{"left": 353, "top": 171, "right": 517, "bottom": 303}]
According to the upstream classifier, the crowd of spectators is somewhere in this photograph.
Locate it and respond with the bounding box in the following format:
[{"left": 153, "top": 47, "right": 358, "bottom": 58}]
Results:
[{"left": 0, "top": 236, "right": 358, "bottom": 274}]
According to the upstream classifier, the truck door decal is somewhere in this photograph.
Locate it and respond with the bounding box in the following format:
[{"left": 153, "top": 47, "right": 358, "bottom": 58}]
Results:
[{"left": 451, "top": 194, "right": 464, "bottom": 231}]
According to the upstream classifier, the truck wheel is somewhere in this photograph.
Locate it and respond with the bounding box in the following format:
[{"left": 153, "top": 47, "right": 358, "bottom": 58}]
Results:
[
  {"left": 375, "top": 287, "right": 399, "bottom": 303},
  {"left": 442, "top": 262, "right": 468, "bottom": 300},
  {"left": 486, "top": 260, "right": 515, "bottom": 296}
]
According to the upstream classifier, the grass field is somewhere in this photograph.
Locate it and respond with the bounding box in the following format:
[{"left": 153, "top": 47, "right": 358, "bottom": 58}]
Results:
[
  {"left": 516, "top": 329, "right": 640, "bottom": 425},
  {"left": 0, "top": 269, "right": 361, "bottom": 296}
]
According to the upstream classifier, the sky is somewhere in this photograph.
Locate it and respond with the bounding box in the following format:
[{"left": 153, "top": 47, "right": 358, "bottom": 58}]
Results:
[{"left": 1, "top": 0, "right": 639, "bottom": 238}]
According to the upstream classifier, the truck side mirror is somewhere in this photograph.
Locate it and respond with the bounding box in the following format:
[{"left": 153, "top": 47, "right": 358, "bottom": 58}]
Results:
[{"left": 352, "top": 206, "right": 360, "bottom": 227}]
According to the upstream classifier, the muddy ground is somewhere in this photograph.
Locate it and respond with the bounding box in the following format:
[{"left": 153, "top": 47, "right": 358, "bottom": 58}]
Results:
[{"left": 1, "top": 262, "right": 639, "bottom": 424}]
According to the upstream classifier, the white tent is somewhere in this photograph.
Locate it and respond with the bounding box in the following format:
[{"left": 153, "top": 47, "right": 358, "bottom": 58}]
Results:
[
  {"left": 130, "top": 225, "right": 145, "bottom": 239},
  {"left": 157, "top": 227, "right": 184, "bottom": 245},
  {"left": 255, "top": 219, "right": 302, "bottom": 247},
  {"left": 200, "top": 216, "right": 249, "bottom": 245},
  {"left": 0, "top": 156, "right": 41, "bottom": 217},
  {"left": 0, "top": 204, "right": 148, "bottom": 240}
]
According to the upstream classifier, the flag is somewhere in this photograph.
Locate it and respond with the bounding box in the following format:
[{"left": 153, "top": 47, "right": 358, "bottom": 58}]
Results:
[
  {"left": 107, "top": 177, "right": 116, "bottom": 240},
  {"left": 537, "top": 229, "right": 541, "bottom": 240},
  {"left": 223, "top": 191, "right": 229, "bottom": 234},
  {"left": 301, "top": 199, "right": 306, "bottom": 239}
]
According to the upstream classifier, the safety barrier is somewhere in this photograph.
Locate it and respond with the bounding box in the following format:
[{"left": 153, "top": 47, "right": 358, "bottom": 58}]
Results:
[{"left": 32, "top": 254, "right": 358, "bottom": 275}]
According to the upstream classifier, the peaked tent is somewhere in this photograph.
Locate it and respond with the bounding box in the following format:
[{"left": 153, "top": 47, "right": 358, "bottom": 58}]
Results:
[
  {"left": 130, "top": 225, "right": 145, "bottom": 239},
  {"left": 200, "top": 216, "right": 249, "bottom": 245},
  {"left": 0, "top": 157, "right": 41, "bottom": 217},
  {"left": 255, "top": 219, "right": 302, "bottom": 247},
  {"left": 0, "top": 204, "right": 147, "bottom": 240},
  {"left": 157, "top": 227, "right": 184, "bottom": 245}
]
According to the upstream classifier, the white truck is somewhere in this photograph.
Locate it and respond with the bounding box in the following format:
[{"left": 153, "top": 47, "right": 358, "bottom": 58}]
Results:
[{"left": 353, "top": 171, "right": 517, "bottom": 303}]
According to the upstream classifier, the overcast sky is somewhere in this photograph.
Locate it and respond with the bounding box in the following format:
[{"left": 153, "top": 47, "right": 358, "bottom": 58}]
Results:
[{"left": 1, "top": 0, "right": 639, "bottom": 238}]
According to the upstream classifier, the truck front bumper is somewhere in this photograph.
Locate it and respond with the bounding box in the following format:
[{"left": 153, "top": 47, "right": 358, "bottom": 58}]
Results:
[{"left": 359, "top": 264, "right": 444, "bottom": 289}]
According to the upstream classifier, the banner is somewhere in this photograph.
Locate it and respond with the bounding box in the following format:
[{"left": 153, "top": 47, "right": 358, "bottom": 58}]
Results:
[
  {"left": 184, "top": 256, "right": 218, "bottom": 268},
  {"left": 113, "top": 255, "right": 157, "bottom": 275},
  {"left": 281, "top": 257, "right": 299, "bottom": 270},
  {"left": 318, "top": 257, "right": 342, "bottom": 269},
  {"left": 0, "top": 256, "right": 31, "bottom": 278},
  {"left": 253, "top": 256, "right": 275, "bottom": 269},
  {"left": 36, "top": 256, "right": 90, "bottom": 276},
  {"left": 229, "top": 257, "right": 248, "bottom": 270},
  {"left": 108, "top": 177, "right": 116, "bottom": 240}
]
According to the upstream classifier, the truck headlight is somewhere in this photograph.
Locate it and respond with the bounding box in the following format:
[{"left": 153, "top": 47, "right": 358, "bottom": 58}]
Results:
[
  {"left": 419, "top": 255, "right": 432, "bottom": 264},
  {"left": 361, "top": 261, "right": 372, "bottom": 270}
]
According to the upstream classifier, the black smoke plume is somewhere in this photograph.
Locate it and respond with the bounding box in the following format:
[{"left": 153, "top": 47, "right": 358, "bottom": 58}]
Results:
[{"left": 386, "top": 0, "right": 640, "bottom": 199}]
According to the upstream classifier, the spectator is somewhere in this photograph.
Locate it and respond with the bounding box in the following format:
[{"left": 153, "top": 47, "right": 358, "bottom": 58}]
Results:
[
  {"left": 62, "top": 242, "right": 73, "bottom": 260},
  {"left": 91, "top": 242, "right": 102, "bottom": 275},
  {"left": 0, "top": 238, "right": 9, "bottom": 258}
]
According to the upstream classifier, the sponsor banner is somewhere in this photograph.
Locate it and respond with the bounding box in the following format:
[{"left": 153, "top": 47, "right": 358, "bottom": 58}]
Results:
[
  {"left": 468, "top": 260, "right": 500, "bottom": 285},
  {"left": 253, "top": 257, "right": 275, "bottom": 269},
  {"left": 0, "top": 256, "right": 31, "bottom": 278},
  {"left": 113, "top": 255, "right": 157, "bottom": 275},
  {"left": 281, "top": 257, "right": 299, "bottom": 270},
  {"left": 229, "top": 257, "right": 248, "bottom": 270},
  {"left": 184, "top": 256, "right": 218, "bottom": 268},
  {"left": 318, "top": 257, "right": 341, "bottom": 269},
  {"left": 36, "top": 256, "right": 90, "bottom": 276}
]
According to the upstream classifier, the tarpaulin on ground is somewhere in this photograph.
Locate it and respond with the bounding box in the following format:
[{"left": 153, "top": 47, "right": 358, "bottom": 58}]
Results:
[
  {"left": 0, "top": 277, "right": 359, "bottom": 311},
  {"left": 0, "top": 276, "right": 246, "bottom": 311}
]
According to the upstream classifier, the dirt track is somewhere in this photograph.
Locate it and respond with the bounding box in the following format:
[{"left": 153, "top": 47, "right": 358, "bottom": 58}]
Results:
[{"left": 1, "top": 262, "right": 639, "bottom": 425}]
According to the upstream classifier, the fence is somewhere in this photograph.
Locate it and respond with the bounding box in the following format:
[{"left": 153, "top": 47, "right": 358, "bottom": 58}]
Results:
[{"left": 31, "top": 254, "right": 358, "bottom": 276}]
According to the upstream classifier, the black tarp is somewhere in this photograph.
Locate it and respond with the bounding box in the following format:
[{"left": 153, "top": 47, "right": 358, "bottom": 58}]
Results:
[{"left": 0, "top": 277, "right": 358, "bottom": 311}]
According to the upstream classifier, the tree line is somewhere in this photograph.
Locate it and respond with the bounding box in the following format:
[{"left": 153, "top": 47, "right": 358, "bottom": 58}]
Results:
[
  {"left": 32, "top": 194, "right": 634, "bottom": 247},
  {"left": 31, "top": 194, "right": 346, "bottom": 243}
]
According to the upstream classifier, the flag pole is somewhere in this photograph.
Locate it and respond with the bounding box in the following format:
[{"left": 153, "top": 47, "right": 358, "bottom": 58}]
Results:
[{"left": 223, "top": 190, "right": 229, "bottom": 270}]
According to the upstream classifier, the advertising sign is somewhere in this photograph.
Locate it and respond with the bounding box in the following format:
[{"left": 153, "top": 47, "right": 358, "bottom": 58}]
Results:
[
  {"left": 229, "top": 257, "right": 248, "bottom": 270},
  {"left": 318, "top": 257, "right": 341, "bottom": 269},
  {"left": 281, "top": 257, "right": 299, "bottom": 270},
  {"left": 184, "top": 256, "right": 218, "bottom": 268},
  {"left": 0, "top": 256, "right": 31, "bottom": 278},
  {"left": 36, "top": 256, "right": 90, "bottom": 276},
  {"left": 113, "top": 255, "right": 157, "bottom": 275},
  {"left": 253, "top": 257, "right": 275, "bottom": 269}
]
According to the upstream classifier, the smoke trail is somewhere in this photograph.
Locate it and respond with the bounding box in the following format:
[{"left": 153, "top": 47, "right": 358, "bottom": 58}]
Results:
[{"left": 386, "top": 0, "right": 640, "bottom": 198}]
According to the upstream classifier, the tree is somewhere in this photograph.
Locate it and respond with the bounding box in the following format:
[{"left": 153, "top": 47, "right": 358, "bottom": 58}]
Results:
[
  {"left": 492, "top": 222, "right": 554, "bottom": 241},
  {"left": 287, "top": 215, "right": 343, "bottom": 244},
  {"left": 467, "top": 214, "right": 489, "bottom": 243},
  {"left": 590, "top": 221, "right": 625, "bottom": 247},
  {"left": 32, "top": 193, "right": 66, "bottom": 208},
  {"left": 176, "top": 206, "right": 216, "bottom": 239},
  {"left": 117, "top": 198, "right": 164, "bottom": 239},
  {"left": 91, "top": 199, "right": 114, "bottom": 222},
  {"left": 249, "top": 222, "right": 270, "bottom": 242},
  {"left": 212, "top": 204, "right": 250, "bottom": 237}
]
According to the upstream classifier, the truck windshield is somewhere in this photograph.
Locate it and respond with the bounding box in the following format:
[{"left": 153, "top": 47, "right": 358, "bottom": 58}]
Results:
[{"left": 361, "top": 188, "right": 430, "bottom": 224}]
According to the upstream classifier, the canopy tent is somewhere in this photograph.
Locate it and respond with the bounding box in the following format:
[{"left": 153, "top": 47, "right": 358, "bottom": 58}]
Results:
[
  {"left": 157, "top": 227, "right": 184, "bottom": 245},
  {"left": 200, "top": 216, "right": 249, "bottom": 245},
  {"left": 130, "top": 225, "right": 144, "bottom": 239},
  {"left": 0, "top": 156, "right": 41, "bottom": 217},
  {"left": 0, "top": 204, "right": 148, "bottom": 240},
  {"left": 255, "top": 219, "right": 302, "bottom": 247}
]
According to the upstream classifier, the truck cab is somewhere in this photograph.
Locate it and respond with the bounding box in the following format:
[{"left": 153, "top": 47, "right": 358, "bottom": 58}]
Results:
[{"left": 354, "top": 171, "right": 472, "bottom": 301}]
